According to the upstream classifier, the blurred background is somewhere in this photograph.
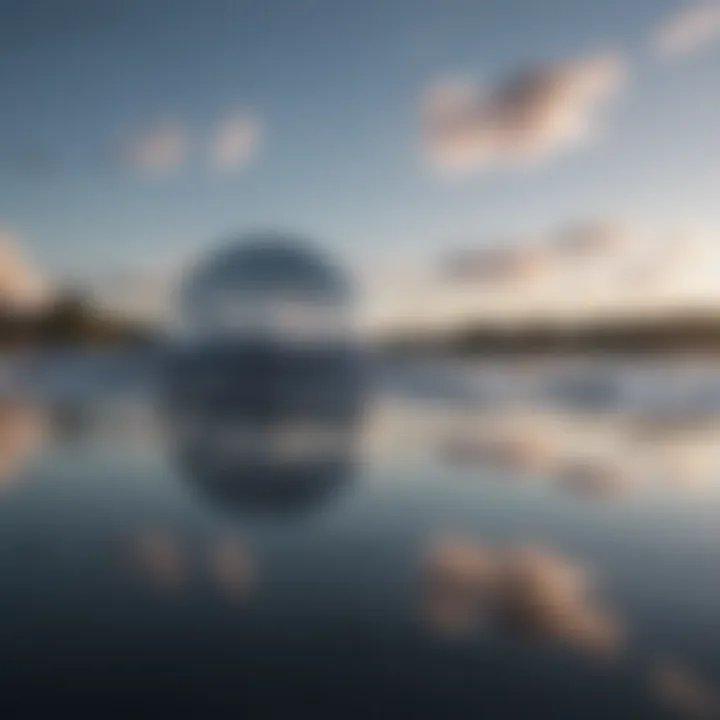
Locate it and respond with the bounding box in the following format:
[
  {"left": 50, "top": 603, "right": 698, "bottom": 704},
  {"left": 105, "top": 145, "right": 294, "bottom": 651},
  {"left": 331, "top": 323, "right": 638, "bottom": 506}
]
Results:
[{"left": 2, "top": 1, "right": 720, "bottom": 717}]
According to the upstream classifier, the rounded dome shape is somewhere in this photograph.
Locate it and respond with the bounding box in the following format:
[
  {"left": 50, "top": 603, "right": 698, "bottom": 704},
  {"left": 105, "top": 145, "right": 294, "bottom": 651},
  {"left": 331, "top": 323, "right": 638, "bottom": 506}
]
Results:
[{"left": 180, "top": 233, "right": 351, "bottom": 329}]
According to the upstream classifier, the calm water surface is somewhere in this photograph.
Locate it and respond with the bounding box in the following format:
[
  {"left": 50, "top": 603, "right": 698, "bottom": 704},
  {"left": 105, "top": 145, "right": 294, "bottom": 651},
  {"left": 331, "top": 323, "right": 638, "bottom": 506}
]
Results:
[{"left": 1, "top": 359, "right": 719, "bottom": 717}]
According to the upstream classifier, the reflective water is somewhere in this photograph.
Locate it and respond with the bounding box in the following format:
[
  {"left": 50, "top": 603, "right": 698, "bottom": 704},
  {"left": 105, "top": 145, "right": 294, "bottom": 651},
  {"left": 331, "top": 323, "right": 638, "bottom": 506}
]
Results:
[{"left": 1, "top": 358, "right": 720, "bottom": 717}]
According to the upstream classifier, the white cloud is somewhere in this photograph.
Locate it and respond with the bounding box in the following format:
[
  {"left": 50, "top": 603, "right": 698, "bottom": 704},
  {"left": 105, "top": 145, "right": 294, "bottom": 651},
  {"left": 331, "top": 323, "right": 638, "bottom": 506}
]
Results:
[
  {"left": 88, "top": 266, "right": 176, "bottom": 322},
  {"left": 0, "top": 231, "right": 49, "bottom": 310},
  {"left": 552, "top": 221, "right": 633, "bottom": 258},
  {"left": 122, "top": 123, "right": 188, "bottom": 174},
  {"left": 652, "top": 2, "right": 720, "bottom": 58},
  {"left": 441, "top": 222, "right": 638, "bottom": 289},
  {"left": 363, "top": 221, "right": 702, "bottom": 333},
  {"left": 210, "top": 113, "right": 263, "bottom": 172},
  {"left": 422, "top": 53, "right": 626, "bottom": 174},
  {"left": 443, "top": 243, "right": 548, "bottom": 284}
]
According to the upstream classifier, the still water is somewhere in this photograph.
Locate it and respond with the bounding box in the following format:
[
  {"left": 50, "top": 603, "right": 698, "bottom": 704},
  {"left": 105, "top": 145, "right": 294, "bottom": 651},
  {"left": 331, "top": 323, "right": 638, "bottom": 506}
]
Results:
[{"left": 1, "top": 357, "right": 720, "bottom": 717}]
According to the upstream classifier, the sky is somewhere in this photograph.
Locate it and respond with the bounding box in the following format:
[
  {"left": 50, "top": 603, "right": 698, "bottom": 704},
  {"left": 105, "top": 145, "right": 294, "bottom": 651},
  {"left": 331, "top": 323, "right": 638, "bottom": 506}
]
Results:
[{"left": 0, "top": 0, "right": 720, "bottom": 318}]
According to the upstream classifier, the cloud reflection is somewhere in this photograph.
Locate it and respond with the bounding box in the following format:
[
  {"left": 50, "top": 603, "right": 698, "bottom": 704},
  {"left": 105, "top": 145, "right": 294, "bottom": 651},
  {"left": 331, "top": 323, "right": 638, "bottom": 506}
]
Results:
[
  {"left": 650, "top": 661, "right": 719, "bottom": 719},
  {"left": 422, "top": 537, "right": 497, "bottom": 635},
  {"left": 495, "top": 546, "right": 621, "bottom": 655},
  {"left": 370, "top": 364, "right": 720, "bottom": 502},
  {"left": 129, "top": 529, "right": 186, "bottom": 592},
  {"left": 127, "top": 529, "right": 257, "bottom": 601},
  {"left": 209, "top": 535, "right": 256, "bottom": 599},
  {"left": 0, "top": 401, "right": 46, "bottom": 491},
  {"left": 422, "top": 536, "right": 622, "bottom": 656}
]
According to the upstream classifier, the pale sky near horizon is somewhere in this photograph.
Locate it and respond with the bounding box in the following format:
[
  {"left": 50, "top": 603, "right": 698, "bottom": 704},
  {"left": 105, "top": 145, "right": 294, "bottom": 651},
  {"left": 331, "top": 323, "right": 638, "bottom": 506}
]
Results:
[{"left": 0, "top": 0, "right": 719, "bottom": 309}]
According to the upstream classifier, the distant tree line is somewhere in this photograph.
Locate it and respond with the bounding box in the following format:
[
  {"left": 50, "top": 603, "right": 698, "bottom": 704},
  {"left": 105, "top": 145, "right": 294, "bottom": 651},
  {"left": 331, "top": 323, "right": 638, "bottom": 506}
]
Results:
[
  {"left": 0, "top": 292, "right": 155, "bottom": 350},
  {"left": 383, "top": 313, "right": 720, "bottom": 357}
]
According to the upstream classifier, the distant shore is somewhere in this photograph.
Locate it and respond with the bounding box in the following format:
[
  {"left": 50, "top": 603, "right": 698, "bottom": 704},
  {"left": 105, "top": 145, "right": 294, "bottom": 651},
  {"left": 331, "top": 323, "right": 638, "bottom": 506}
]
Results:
[
  {"left": 0, "top": 293, "right": 154, "bottom": 351},
  {"left": 382, "top": 312, "right": 720, "bottom": 357}
]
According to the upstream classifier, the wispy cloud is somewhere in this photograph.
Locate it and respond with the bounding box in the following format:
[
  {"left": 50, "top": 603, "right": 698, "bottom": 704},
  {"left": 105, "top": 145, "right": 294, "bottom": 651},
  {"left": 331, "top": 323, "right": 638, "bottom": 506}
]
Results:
[
  {"left": 441, "top": 221, "right": 639, "bottom": 292},
  {"left": 0, "top": 231, "right": 49, "bottom": 310},
  {"left": 422, "top": 53, "right": 626, "bottom": 174},
  {"left": 119, "top": 114, "right": 263, "bottom": 176},
  {"left": 652, "top": 2, "right": 720, "bottom": 59},
  {"left": 87, "top": 265, "right": 176, "bottom": 322},
  {"left": 210, "top": 113, "right": 263, "bottom": 172},
  {"left": 121, "top": 122, "right": 188, "bottom": 175},
  {"left": 363, "top": 221, "right": 720, "bottom": 332}
]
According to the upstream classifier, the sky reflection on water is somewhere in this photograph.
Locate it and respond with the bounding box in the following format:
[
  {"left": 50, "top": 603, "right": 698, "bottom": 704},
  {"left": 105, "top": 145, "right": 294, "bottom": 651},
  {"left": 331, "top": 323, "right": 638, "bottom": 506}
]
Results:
[{"left": 0, "top": 363, "right": 719, "bottom": 717}]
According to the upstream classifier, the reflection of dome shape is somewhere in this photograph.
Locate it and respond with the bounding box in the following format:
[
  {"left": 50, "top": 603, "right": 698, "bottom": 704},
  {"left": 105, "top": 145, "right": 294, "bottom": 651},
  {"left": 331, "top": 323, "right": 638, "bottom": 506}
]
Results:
[
  {"left": 165, "top": 340, "right": 361, "bottom": 514},
  {"left": 162, "top": 233, "right": 363, "bottom": 515},
  {"left": 175, "top": 439, "right": 353, "bottom": 515}
]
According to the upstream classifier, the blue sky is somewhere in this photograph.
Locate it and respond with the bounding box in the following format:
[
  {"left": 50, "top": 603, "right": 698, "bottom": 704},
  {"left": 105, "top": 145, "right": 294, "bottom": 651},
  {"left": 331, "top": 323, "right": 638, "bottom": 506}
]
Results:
[{"left": 0, "top": 0, "right": 719, "bottom": 285}]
